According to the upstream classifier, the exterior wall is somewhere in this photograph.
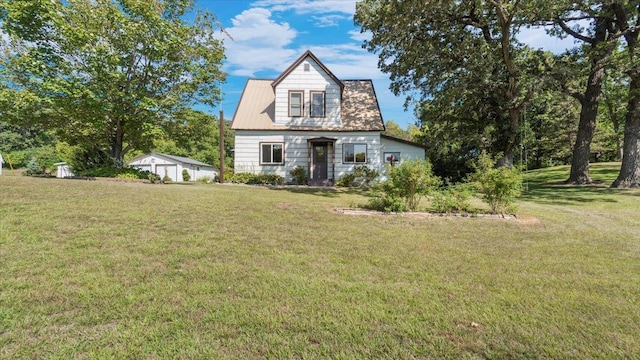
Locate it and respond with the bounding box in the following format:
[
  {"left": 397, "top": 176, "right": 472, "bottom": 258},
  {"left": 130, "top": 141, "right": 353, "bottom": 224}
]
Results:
[
  {"left": 55, "top": 163, "right": 74, "bottom": 178},
  {"left": 130, "top": 154, "right": 216, "bottom": 182},
  {"left": 274, "top": 57, "right": 342, "bottom": 127},
  {"left": 183, "top": 165, "right": 217, "bottom": 181},
  {"left": 379, "top": 137, "right": 426, "bottom": 164},
  {"left": 234, "top": 130, "right": 382, "bottom": 183}
]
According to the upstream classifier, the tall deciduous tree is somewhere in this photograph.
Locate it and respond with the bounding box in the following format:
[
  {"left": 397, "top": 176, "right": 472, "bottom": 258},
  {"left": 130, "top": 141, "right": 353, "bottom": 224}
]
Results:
[
  {"left": 541, "top": 2, "right": 618, "bottom": 184},
  {"left": 600, "top": 67, "right": 628, "bottom": 162},
  {"left": 355, "top": 0, "right": 539, "bottom": 167},
  {"left": 0, "top": 0, "right": 225, "bottom": 166},
  {"left": 611, "top": 2, "right": 640, "bottom": 188}
]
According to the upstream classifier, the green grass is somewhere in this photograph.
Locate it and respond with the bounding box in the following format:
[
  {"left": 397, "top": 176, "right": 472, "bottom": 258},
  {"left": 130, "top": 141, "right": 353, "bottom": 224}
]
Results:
[{"left": 1, "top": 163, "right": 639, "bottom": 358}]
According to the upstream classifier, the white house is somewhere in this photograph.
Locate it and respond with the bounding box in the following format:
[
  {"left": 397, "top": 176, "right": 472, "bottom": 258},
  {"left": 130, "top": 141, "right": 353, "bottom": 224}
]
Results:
[
  {"left": 129, "top": 152, "right": 217, "bottom": 182},
  {"left": 231, "top": 50, "right": 427, "bottom": 185}
]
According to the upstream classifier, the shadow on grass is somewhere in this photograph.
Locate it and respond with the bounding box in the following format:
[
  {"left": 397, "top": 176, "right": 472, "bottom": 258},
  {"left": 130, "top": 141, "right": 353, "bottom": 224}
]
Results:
[
  {"left": 521, "top": 184, "right": 623, "bottom": 205},
  {"left": 521, "top": 163, "right": 638, "bottom": 205},
  {"left": 270, "top": 186, "right": 375, "bottom": 198}
]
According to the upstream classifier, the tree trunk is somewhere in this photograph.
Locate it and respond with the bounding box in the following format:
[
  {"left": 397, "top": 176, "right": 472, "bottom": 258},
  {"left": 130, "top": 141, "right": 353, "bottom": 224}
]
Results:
[
  {"left": 110, "top": 118, "right": 125, "bottom": 166},
  {"left": 605, "top": 86, "right": 624, "bottom": 161},
  {"left": 612, "top": 75, "right": 640, "bottom": 188},
  {"left": 566, "top": 19, "right": 609, "bottom": 184}
]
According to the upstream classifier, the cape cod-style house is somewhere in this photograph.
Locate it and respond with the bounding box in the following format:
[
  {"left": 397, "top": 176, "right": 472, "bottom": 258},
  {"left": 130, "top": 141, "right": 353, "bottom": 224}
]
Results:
[{"left": 231, "top": 50, "right": 426, "bottom": 185}]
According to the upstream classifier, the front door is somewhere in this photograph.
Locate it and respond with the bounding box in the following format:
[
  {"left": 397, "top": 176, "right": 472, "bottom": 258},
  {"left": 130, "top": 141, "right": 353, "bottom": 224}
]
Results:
[{"left": 312, "top": 143, "right": 328, "bottom": 180}]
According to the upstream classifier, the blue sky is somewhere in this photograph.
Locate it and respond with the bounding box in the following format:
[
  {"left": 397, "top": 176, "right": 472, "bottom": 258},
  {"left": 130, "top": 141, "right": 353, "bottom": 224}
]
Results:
[{"left": 197, "top": 0, "right": 579, "bottom": 129}]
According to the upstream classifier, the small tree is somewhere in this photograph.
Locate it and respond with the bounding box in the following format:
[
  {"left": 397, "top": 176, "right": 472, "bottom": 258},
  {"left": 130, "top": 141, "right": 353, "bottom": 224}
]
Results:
[
  {"left": 369, "top": 159, "right": 440, "bottom": 212},
  {"left": 289, "top": 166, "right": 307, "bottom": 185},
  {"left": 182, "top": 169, "right": 191, "bottom": 182},
  {"left": 470, "top": 152, "right": 523, "bottom": 214}
]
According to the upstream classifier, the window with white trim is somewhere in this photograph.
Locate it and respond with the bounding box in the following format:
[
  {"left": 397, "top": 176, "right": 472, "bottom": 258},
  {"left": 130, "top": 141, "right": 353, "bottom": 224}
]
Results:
[
  {"left": 343, "top": 144, "right": 367, "bottom": 163},
  {"left": 289, "top": 91, "right": 303, "bottom": 117},
  {"left": 310, "top": 91, "right": 325, "bottom": 117},
  {"left": 261, "top": 143, "right": 284, "bottom": 165},
  {"left": 384, "top": 152, "right": 401, "bottom": 165}
]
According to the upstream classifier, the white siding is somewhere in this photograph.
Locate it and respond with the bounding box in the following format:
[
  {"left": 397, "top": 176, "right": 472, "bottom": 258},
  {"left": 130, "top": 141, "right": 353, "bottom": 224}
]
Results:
[
  {"left": 274, "top": 58, "right": 341, "bottom": 127},
  {"left": 234, "top": 130, "right": 382, "bottom": 183},
  {"left": 55, "top": 163, "right": 74, "bottom": 178},
  {"left": 130, "top": 154, "right": 217, "bottom": 182},
  {"left": 380, "top": 137, "right": 426, "bottom": 164}
]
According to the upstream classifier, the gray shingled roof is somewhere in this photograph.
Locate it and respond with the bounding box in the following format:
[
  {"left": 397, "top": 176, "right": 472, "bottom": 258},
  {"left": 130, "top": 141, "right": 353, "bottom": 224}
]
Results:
[{"left": 231, "top": 79, "right": 385, "bottom": 131}]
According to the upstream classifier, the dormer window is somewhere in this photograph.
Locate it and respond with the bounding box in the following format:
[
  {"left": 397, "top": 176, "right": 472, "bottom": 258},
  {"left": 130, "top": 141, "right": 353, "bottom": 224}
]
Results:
[
  {"left": 289, "top": 91, "right": 303, "bottom": 117},
  {"left": 310, "top": 91, "right": 325, "bottom": 117}
]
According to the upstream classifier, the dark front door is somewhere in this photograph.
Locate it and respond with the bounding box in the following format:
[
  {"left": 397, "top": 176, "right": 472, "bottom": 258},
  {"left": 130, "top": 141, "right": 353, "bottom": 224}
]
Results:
[{"left": 312, "top": 143, "right": 328, "bottom": 180}]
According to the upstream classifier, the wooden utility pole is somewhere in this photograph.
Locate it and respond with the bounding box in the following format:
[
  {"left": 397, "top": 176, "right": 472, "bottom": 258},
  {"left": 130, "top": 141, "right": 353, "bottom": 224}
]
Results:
[{"left": 219, "top": 109, "right": 225, "bottom": 184}]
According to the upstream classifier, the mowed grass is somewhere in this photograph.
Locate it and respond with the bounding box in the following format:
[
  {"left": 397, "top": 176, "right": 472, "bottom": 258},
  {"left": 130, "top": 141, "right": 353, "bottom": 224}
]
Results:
[{"left": 1, "top": 163, "right": 639, "bottom": 358}]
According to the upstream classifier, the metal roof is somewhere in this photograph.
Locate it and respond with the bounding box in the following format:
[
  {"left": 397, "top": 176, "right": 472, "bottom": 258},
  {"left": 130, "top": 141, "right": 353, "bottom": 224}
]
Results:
[
  {"left": 231, "top": 79, "right": 385, "bottom": 131},
  {"left": 129, "top": 152, "right": 215, "bottom": 168}
]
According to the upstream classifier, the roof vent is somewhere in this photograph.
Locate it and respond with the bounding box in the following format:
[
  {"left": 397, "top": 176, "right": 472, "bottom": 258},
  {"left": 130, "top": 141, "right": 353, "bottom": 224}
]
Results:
[{"left": 304, "top": 63, "right": 310, "bottom": 72}]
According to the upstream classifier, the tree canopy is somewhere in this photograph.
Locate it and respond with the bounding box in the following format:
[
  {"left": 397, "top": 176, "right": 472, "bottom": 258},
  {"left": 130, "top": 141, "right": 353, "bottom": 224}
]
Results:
[
  {"left": 356, "top": 0, "right": 639, "bottom": 187},
  {"left": 0, "top": 0, "right": 226, "bottom": 166},
  {"left": 355, "top": 0, "right": 543, "bottom": 167}
]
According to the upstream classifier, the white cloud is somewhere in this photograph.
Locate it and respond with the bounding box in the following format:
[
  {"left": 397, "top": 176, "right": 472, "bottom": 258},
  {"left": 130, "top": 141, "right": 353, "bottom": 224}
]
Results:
[
  {"left": 221, "top": 8, "right": 299, "bottom": 76},
  {"left": 348, "top": 29, "right": 371, "bottom": 42},
  {"left": 300, "top": 44, "right": 383, "bottom": 79},
  {"left": 220, "top": 6, "right": 379, "bottom": 79},
  {"left": 311, "top": 14, "right": 350, "bottom": 27},
  {"left": 251, "top": 0, "right": 356, "bottom": 15}
]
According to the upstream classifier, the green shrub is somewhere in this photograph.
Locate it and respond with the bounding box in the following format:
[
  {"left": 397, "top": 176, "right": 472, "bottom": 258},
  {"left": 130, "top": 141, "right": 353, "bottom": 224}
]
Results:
[
  {"left": 5, "top": 150, "right": 29, "bottom": 169},
  {"left": 368, "top": 159, "right": 440, "bottom": 212},
  {"left": 366, "top": 193, "right": 406, "bottom": 213},
  {"left": 255, "top": 174, "right": 284, "bottom": 185},
  {"left": 147, "top": 172, "right": 161, "bottom": 184},
  {"left": 25, "top": 159, "right": 44, "bottom": 176},
  {"left": 162, "top": 175, "right": 172, "bottom": 183},
  {"left": 335, "top": 173, "right": 356, "bottom": 187},
  {"left": 115, "top": 173, "right": 139, "bottom": 180},
  {"left": 232, "top": 172, "right": 257, "bottom": 184},
  {"left": 289, "top": 166, "right": 307, "bottom": 185},
  {"left": 231, "top": 172, "right": 284, "bottom": 185},
  {"left": 431, "top": 184, "right": 474, "bottom": 214},
  {"left": 23, "top": 146, "right": 59, "bottom": 176},
  {"left": 336, "top": 166, "right": 379, "bottom": 188},
  {"left": 77, "top": 166, "right": 148, "bottom": 179},
  {"left": 198, "top": 176, "right": 214, "bottom": 183},
  {"left": 469, "top": 152, "right": 523, "bottom": 214},
  {"left": 182, "top": 169, "right": 191, "bottom": 182}
]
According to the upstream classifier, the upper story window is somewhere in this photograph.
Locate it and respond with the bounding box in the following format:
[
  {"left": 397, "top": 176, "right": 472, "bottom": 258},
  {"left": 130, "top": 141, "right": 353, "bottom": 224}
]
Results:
[
  {"left": 310, "top": 91, "right": 325, "bottom": 117},
  {"left": 289, "top": 91, "right": 303, "bottom": 117}
]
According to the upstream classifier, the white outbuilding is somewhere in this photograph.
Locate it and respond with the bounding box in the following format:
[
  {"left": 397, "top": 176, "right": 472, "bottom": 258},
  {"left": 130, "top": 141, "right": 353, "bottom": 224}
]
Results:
[
  {"left": 55, "top": 162, "right": 74, "bottom": 178},
  {"left": 128, "top": 152, "right": 218, "bottom": 182}
]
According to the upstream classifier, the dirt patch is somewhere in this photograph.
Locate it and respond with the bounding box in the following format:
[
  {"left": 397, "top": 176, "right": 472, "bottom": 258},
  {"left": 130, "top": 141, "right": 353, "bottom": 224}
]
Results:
[
  {"left": 515, "top": 215, "right": 542, "bottom": 225},
  {"left": 332, "top": 208, "right": 535, "bottom": 222},
  {"left": 276, "top": 202, "right": 301, "bottom": 210}
]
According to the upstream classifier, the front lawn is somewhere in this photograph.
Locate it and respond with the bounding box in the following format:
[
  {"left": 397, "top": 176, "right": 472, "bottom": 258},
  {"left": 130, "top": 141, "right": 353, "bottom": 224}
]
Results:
[{"left": 1, "top": 163, "right": 638, "bottom": 358}]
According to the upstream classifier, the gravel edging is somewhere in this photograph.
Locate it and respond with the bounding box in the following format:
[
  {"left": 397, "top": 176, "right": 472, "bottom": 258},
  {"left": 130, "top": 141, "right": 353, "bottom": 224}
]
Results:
[{"left": 333, "top": 208, "right": 518, "bottom": 220}]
